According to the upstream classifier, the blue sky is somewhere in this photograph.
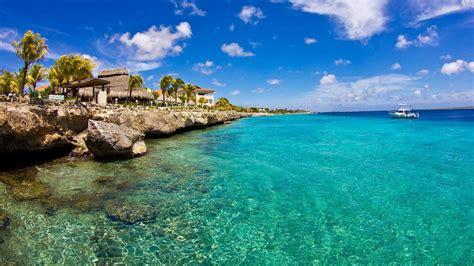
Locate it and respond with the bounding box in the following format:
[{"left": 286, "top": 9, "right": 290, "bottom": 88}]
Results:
[{"left": 0, "top": 0, "right": 473, "bottom": 111}]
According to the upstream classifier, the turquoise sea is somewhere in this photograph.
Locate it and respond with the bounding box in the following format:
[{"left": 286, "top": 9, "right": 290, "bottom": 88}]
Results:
[{"left": 0, "top": 110, "right": 473, "bottom": 264}]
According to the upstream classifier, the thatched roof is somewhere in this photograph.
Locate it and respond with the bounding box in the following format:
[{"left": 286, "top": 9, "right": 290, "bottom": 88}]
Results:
[
  {"left": 78, "top": 87, "right": 153, "bottom": 100},
  {"left": 98, "top": 68, "right": 129, "bottom": 77},
  {"left": 62, "top": 78, "right": 110, "bottom": 88}
]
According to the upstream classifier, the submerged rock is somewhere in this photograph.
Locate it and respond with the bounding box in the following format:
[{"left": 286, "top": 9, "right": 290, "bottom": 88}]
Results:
[
  {"left": 85, "top": 120, "right": 147, "bottom": 159},
  {"left": 0, "top": 174, "right": 51, "bottom": 201},
  {"left": 105, "top": 202, "right": 155, "bottom": 224},
  {"left": 0, "top": 210, "right": 10, "bottom": 230}
]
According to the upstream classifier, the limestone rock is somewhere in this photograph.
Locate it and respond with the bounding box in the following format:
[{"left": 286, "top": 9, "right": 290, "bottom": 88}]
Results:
[{"left": 85, "top": 120, "right": 147, "bottom": 159}]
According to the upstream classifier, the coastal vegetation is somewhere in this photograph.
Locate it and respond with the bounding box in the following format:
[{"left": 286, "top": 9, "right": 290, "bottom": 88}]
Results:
[{"left": 1, "top": 29, "right": 306, "bottom": 114}]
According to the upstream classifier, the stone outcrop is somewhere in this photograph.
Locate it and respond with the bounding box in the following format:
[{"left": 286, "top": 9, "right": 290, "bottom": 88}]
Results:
[
  {"left": 105, "top": 202, "right": 156, "bottom": 224},
  {"left": 0, "top": 173, "right": 51, "bottom": 201},
  {"left": 0, "top": 103, "right": 90, "bottom": 154},
  {"left": 0, "top": 102, "right": 252, "bottom": 166},
  {"left": 85, "top": 120, "right": 147, "bottom": 159}
]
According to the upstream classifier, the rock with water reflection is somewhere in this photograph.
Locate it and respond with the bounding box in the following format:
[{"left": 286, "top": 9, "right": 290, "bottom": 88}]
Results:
[
  {"left": 105, "top": 202, "right": 156, "bottom": 224},
  {"left": 0, "top": 173, "right": 51, "bottom": 201},
  {"left": 86, "top": 120, "right": 147, "bottom": 159}
]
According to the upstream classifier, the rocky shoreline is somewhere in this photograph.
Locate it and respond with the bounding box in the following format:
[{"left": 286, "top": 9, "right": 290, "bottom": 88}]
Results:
[{"left": 0, "top": 102, "right": 259, "bottom": 169}]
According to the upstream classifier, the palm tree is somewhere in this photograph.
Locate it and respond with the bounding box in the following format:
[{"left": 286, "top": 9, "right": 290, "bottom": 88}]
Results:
[
  {"left": 128, "top": 74, "right": 144, "bottom": 102},
  {"left": 183, "top": 83, "right": 197, "bottom": 106},
  {"left": 14, "top": 30, "right": 48, "bottom": 96},
  {"left": 178, "top": 94, "right": 187, "bottom": 105},
  {"left": 48, "top": 54, "right": 95, "bottom": 89},
  {"left": 0, "top": 71, "right": 20, "bottom": 94},
  {"left": 159, "top": 75, "right": 174, "bottom": 106},
  {"left": 27, "top": 64, "right": 47, "bottom": 92},
  {"left": 216, "top": 97, "right": 233, "bottom": 110},
  {"left": 170, "top": 78, "right": 185, "bottom": 104}
]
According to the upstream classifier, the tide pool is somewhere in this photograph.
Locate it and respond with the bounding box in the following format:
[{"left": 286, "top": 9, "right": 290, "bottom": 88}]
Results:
[{"left": 0, "top": 110, "right": 473, "bottom": 264}]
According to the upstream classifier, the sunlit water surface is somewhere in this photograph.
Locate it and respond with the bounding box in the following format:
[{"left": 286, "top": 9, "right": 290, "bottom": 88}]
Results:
[{"left": 0, "top": 110, "right": 473, "bottom": 264}]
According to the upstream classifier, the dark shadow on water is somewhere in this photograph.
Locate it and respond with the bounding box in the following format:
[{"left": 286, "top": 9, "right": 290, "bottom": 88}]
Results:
[{"left": 0, "top": 145, "right": 74, "bottom": 172}]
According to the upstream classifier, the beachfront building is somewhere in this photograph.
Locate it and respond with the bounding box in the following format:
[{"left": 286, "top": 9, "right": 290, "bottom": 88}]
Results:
[
  {"left": 78, "top": 68, "right": 153, "bottom": 103},
  {"left": 175, "top": 87, "right": 215, "bottom": 106}
]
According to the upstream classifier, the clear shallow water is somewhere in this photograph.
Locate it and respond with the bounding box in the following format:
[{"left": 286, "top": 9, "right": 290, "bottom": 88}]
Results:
[{"left": 0, "top": 110, "right": 473, "bottom": 264}]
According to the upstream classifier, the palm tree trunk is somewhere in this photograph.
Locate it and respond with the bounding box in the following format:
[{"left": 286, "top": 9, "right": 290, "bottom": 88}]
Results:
[
  {"left": 20, "top": 62, "right": 28, "bottom": 96},
  {"left": 162, "top": 92, "right": 166, "bottom": 106}
]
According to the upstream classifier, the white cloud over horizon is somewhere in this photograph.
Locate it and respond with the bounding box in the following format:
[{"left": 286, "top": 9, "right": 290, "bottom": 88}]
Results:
[{"left": 300, "top": 73, "right": 474, "bottom": 111}]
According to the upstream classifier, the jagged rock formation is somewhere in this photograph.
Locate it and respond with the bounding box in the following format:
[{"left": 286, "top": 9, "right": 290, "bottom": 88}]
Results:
[
  {"left": 0, "top": 103, "right": 252, "bottom": 165},
  {"left": 85, "top": 120, "right": 147, "bottom": 159}
]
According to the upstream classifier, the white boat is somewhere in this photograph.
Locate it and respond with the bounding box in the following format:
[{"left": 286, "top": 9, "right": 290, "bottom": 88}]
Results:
[{"left": 389, "top": 104, "right": 419, "bottom": 119}]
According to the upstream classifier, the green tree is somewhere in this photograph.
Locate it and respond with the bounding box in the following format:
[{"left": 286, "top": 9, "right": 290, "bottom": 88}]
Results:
[
  {"left": 159, "top": 75, "right": 174, "bottom": 106},
  {"left": 13, "top": 30, "right": 48, "bottom": 96},
  {"left": 27, "top": 64, "right": 47, "bottom": 92},
  {"left": 48, "top": 54, "right": 95, "bottom": 89},
  {"left": 170, "top": 78, "right": 185, "bottom": 104},
  {"left": 128, "top": 74, "right": 144, "bottom": 102},
  {"left": 0, "top": 71, "right": 20, "bottom": 94},
  {"left": 215, "top": 97, "right": 233, "bottom": 110},
  {"left": 178, "top": 94, "right": 187, "bottom": 105},
  {"left": 198, "top": 97, "right": 208, "bottom": 106},
  {"left": 183, "top": 83, "right": 197, "bottom": 106}
]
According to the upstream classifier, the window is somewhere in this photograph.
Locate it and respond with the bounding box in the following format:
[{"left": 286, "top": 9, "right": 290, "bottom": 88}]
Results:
[{"left": 208, "top": 99, "right": 213, "bottom": 104}]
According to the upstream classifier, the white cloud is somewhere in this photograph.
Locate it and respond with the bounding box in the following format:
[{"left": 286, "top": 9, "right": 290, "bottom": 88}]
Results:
[
  {"left": 147, "top": 75, "right": 154, "bottom": 81},
  {"left": 320, "top": 74, "right": 337, "bottom": 85},
  {"left": 395, "top": 35, "right": 413, "bottom": 49},
  {"left": 192, "top": 60, "right": 221, "bottom": 75},
  {"left": 417, "top": 69, "right": 430, "bottom": 76},
  {"left": 252, "top": 87, "right": 270, "bottom": 94},
  {"left": 411, "top": 0, "right": 474, "bottom": 22},
  {"left": 229, "top": 24, "right": 235, "bottom": 32},
  {"left": 305, "top": 74, "right": 421, "bottom": 110},
  {"left": 230, "top": 90, "right": 240, "bottom": 96},
  {"left": 304, "top": 37, "right": 317, "bottom": 44},
  {"left": 416, "top": 25, "right": 439, "bottom": 46},
  {"left": 391, "top": 63, "right": 402, "bottom": 70},
  {"left": 212, "top": 78, "right": 226, "bottom": 87},
  {"left": 125, "top": 61, "right": 162, "bottom": 72},
  {"left": 440, "top": 54, "right": 452, "bottom": 60},
  {"left": 0, "top": 28, "right": 18, "bottom": 53},
  {"left": 414, "top": 89, "right": 422, "bottom": 96},
  {"left": 238, "top": 5, "right": 265, "bottom": 24},
  {"left": 395, "top": 26, "right": 439, "bottom": 49},
  {"left": 289, "top": 0, "right": 388, "bottom": 40},
  {"left": 113, "top": 22, "right": 192, "bottom": 62},
  {"left": 248, "top": 41, "right": 260, "bottom": 48},
  {"left": 335, "top": 59, "right": 351, "bottom": 66},
  {"left": 221, "top": 43, "right": 255, "bottom": 57},
  {"left": 267, "top": 79, "right": 282, "bottom": 85},
  {"left": 81, "top": 54, "right": 107, "bottom": 75},
  {"left": 441, "top": 59, "right": 474, "bottom": 75},
  {"left": 172, "top": 0, "right": 206, "bottom": 16}
]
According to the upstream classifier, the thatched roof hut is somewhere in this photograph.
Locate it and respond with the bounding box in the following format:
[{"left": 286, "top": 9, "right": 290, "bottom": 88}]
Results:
[
  {"left": 98, "top": 68, "right": 130, "bottom": 93},
  {"left": 77, "top": 68, "right": 153, "bottom": 101}
]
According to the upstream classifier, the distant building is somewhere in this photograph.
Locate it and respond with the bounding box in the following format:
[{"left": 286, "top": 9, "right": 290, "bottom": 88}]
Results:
[{"left": 176, "top": 87, "right": 215, "bottom": 106}]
